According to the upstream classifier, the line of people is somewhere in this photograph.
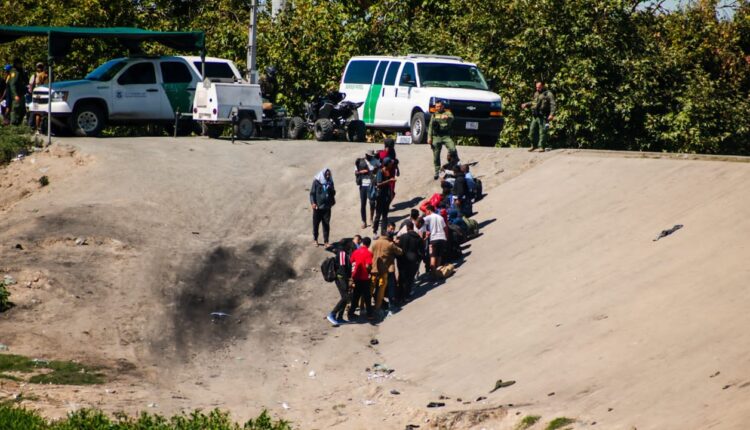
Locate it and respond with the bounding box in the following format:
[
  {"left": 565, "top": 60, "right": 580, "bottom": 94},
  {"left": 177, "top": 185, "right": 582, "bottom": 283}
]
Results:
[
  {"left": 313, "top": 139, "right": 484, "bottom": 326},
  {"left": 0, "top": 59, "right": 48, "bottom": 131}
]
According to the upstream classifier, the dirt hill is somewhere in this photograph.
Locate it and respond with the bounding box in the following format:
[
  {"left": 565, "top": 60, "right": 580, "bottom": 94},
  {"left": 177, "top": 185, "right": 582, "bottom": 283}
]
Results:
[{"left": 1, "top": 137, "right": 748, "bottom": 429}]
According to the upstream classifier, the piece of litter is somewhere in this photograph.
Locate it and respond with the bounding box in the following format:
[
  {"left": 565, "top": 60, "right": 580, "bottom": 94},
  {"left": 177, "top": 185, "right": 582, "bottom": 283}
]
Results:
[
  {"left": 75, "top": 237, "right": 87, "bottom": 246},
  {"left": 210, "top": 312, "right": 230, "bottom": 320},
  {"left": 363, "top": 400, "right": 376, "bottom": 406},
  {"left": 653, "top": 224, "right": 683, "bottom": 241},
  {"left": 0, "top": 344, "right": 8, "bottom": 351},
  {"left": 489, "top": 379, "right": 516, "bottom": 393},
  {"left": 281, "top": 402, "right": 290, "bottom": 410},
  {"left": 390, "top": 389, "right": 400, "bottom": 395},
  {"left": 426, "top": 402, "right": 445, "bottom": 408},
  {"left": 370, "top": 338, "right": 379, "bottom": 345},
  {"left": 308, "top": 370, "right": 316, "bottom": 378},
  {"left": 147, "top": 403, "right": 157, "bottom": 408}
]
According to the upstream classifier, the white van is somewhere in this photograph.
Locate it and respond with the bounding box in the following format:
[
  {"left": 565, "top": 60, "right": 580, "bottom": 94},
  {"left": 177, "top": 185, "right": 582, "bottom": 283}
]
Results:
[{"left": 339, "top": 55, "right": 504, "bottom": 146}]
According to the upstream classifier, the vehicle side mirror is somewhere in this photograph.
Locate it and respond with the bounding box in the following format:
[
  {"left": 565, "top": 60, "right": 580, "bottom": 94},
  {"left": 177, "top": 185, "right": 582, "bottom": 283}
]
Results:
[{"left": 486, "top": 79, "right": 496, "bottom": 89}]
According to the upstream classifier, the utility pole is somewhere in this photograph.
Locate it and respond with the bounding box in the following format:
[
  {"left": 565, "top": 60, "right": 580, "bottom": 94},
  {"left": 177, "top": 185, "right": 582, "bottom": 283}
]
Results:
[{"left": 247, "top": 0, "right": 258, "bottom": 83}]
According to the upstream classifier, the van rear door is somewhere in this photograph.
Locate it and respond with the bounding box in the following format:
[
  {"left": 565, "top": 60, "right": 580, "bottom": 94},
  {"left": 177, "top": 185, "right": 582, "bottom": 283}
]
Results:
[{"left": 340, "top": 59, "right": 378, "bottom": 123}]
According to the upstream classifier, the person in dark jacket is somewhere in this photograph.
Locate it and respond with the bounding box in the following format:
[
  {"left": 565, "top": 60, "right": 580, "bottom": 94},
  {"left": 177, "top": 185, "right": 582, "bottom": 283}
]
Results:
[
  {"left": 310, "top": 167, "right": 336, "bottom": 247},
  {"left": 452, "top": 166, "right": 472, "bottom": 217},
  {"left": 395, "top": 220, "right": 423, "bottom": 303},
  {"left": 327, "top": 240, "right": 354, "bottom": 326},
  {"left": 372, "top": 158, "right": 396, "bottom": 236}
]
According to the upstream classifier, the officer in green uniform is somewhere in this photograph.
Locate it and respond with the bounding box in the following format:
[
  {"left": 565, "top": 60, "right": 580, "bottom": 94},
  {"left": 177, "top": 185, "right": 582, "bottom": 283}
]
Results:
[
  {"left": 8, "top": 58, "right": 27, "bottom": 126},
  {"left": 521, "top": 81, "right": 556, "bottom": 152},
  {"left": 427, "top": 99, "right": 456, "bottom": 180}
]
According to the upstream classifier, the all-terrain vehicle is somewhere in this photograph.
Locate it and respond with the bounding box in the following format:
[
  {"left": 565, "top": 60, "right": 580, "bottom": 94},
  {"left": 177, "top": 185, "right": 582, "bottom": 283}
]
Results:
[{"left": 288, "top": 91, "right": 366, "bottom": 142}]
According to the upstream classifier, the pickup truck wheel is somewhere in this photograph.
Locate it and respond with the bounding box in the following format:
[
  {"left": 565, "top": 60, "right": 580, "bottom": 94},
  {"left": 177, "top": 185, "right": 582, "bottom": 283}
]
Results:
[
  {"left": 410, "top": 111, "right": 426, "bottom": 144},
  {"left": 288, "top": 117, "right": 306, "bottom": 140},
  {"left": 478, "top": 134, "right": 499, "bottom": 147},
  {"left": 70, "top": 104, "right": 105, "bottom": 137},
  {"left": 235, "top": 116, "right": 258, "bottom": 140},
  {"left": 346, "top": 120, "right": 366, "bottom": 142},
  {"left": 314, "top": 118, "right": 334, "bottom": 141}
]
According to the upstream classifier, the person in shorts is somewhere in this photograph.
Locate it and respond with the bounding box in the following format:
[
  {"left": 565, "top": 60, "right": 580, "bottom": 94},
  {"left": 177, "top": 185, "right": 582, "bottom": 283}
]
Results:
[{"left": 423, "top": 204, "right": 447, "bottom": 275}]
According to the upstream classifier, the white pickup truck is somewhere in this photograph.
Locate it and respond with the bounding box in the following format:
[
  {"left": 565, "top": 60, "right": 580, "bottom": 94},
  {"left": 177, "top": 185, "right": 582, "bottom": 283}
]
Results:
[{"left": 30, "top": 55, "right": 243, "bottom": 136}]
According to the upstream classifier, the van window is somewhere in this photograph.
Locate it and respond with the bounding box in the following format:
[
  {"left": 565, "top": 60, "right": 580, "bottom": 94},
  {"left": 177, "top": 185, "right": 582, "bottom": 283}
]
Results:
[
  {"left": 343, "top": 60, "right": 378, "bottom": 84},
  {"left": 399, "top": 62, "right": 417, "bottom": 87},
  {"left": 160, "top": 61, "right": 193, "bottom": 83},
  {"left": 118, "top": 62, "right": 156, "bottom": 85},
  {"left": 416, "top": 63, "right": 489, "bottom": 90},
  {"left": 384, "top": 61, "right": 401, "bottom": 85},
  {"left": 193, "top": 61, "right": 236, "bottom": 79},
  {"left": 373, "top": 61, "right": 388, "bottom": 85}
]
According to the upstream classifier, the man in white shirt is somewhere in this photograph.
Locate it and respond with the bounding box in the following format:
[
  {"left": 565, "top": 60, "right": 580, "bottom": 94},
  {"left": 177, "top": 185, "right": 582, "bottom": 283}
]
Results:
[{"left": 423, "top": 204, "right": 447, "bottom": 273}]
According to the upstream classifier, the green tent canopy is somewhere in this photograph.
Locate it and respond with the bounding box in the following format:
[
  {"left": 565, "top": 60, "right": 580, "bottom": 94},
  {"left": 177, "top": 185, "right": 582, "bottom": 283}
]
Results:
[{"left": 0, "top": 26, "right": 205, "bottom": 58}]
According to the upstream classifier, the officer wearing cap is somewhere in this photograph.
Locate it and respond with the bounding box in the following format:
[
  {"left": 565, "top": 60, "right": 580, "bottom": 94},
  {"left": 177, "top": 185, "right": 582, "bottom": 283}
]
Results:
[
  {"left": 427, "top": 99, "right": 456, "bottom": 180},
  {"left": 8, "top": 58, "right": 27, "bottom": 126}
]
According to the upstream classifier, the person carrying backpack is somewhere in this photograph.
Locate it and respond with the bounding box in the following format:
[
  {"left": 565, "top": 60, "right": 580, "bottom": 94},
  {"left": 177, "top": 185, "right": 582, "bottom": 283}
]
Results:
[
  {"left": 326, "top": 241, "right": 354, "bottom": 326},
  {"left": 355, "top": 150, "right": 378, "bottom": 229},
  {"left": 310, "top": 168, "right": 336, "bottom": 247}
]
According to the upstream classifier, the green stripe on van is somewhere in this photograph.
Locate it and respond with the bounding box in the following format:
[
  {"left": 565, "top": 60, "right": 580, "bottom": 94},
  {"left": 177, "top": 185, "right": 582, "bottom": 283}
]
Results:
[{"left": 363, "top": 84, "right": 382, "bottom": 124}]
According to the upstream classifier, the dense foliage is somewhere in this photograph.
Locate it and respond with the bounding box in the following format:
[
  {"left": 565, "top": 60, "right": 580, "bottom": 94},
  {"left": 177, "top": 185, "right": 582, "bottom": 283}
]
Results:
[
  {"left": 0, "top": 406, "right": 293, "bottom": 430},
  {"left": 1, "top": 0, "right": 748, "bottom": 154}
]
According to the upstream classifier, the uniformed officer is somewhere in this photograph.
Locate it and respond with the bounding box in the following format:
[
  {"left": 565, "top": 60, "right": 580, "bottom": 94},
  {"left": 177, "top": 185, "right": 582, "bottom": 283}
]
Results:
[
  {"left": 521, "top": 80, "right": 556, "bottom": 152},
  {"left": 427, "top": 99, "right": 456, "bottom": 180},
  {"left": 8, "top": 58, "right": 27, "bottom": 126}
]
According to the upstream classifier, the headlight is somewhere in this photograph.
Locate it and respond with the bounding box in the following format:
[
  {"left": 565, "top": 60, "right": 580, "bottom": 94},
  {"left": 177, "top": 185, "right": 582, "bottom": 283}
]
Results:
[
  {"left": 490, "top": 100, "right": 502, "bottom": 109},
  {"left": 51, "top": 91, "right": 69, "bottom": 102}
]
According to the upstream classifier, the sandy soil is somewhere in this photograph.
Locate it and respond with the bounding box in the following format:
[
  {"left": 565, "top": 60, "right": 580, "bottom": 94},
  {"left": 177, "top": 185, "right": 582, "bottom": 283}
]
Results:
[{"left": 1, "top": 136, "right": 749, "bottom": 429}]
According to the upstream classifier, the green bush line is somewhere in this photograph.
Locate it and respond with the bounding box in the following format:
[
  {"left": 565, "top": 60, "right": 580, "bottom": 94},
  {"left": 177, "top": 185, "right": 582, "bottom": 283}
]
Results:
[
  {"left": 0, "top": 126, "right": 33, "bottom": 165},
  {"left": 0, "top": 354, "right": 105, "bottom": 385},
  {"left": 0, "top": 405, "right": 293, "bottom": 430}
]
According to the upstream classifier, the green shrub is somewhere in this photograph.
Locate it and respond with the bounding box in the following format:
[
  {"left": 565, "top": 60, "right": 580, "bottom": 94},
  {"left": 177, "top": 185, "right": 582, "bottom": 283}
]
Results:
[
  {"left": 545, "top": 417, "right": 575, "bottom": 430},
  {"left": 0, "top": 281, "right": 12, "bottom": 312},
  {"left": 0, "top": 405, "right": 293, "bottom": 430},
  {"left": 0, "top": 354, "right": 105, "bottom": 385},
  {"left": 516, "top": 414, "right": 541, "bottom": 429},
  {"left": 0, "top": 126, "right": 33, "bottom": 165}
]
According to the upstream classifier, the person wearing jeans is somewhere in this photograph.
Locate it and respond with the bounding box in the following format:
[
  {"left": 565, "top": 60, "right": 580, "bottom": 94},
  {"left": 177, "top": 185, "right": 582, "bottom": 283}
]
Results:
[{"left": 310, "top": 167, "right": 336, "bottom": 247}]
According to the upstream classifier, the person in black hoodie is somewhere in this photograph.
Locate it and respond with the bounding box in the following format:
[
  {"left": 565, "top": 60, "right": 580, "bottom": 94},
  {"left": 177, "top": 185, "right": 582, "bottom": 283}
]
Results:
[
  {"left": 310, "top": 167, "right": 336, "bottom": 247},
  {"left": 452, "top": 166, "right": 472, "bottom": 217},
  {"left": 395, "top": 220, "right": 423, "bottom": 303}
]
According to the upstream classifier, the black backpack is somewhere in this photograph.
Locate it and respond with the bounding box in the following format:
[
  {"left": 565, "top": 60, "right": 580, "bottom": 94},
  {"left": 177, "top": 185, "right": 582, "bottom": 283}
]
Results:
[
  {"left": 321, "top": 257, "right": 337, "bottom": 282},
  {"left": 473, "top": 178, "right": 483, "bottom": 201}
]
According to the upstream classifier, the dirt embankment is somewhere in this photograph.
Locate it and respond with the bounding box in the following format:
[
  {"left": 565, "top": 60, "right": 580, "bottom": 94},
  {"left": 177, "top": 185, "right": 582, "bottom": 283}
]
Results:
[{"left": 1, "top": 137, "right": 749, "bottom": 429}]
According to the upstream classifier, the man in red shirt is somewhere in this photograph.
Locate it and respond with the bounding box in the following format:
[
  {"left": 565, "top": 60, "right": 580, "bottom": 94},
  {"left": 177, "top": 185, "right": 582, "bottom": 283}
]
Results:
[{"left": 349, "top": 236, "right": 374, "bottom": 320}]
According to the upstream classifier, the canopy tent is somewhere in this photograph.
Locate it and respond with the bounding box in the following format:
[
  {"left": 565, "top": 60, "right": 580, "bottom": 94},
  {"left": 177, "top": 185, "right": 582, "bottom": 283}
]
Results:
[
  {"left": 0, "top": 26, "right": 206, "bottom": 144},
  {"left": 0, "top": 26, "right": 205, "bottom": 58}
]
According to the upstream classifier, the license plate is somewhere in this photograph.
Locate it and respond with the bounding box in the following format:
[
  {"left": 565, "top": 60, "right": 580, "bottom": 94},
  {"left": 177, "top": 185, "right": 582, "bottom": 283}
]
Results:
[{"left": 466, "top": 121, "right": 479, "bottom": 130}]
